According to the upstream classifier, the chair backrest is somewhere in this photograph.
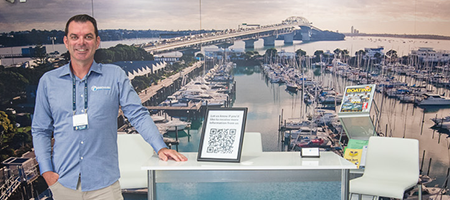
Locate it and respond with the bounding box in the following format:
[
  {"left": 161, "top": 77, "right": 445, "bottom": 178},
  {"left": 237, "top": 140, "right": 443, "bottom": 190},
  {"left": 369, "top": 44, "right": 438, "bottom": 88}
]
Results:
[
  {"left": 117, "top": 133, "right": 154, "bottom": 189},
  {"left": 242, "top": 132, "right": 263, "bottom": 156},
  {"left": 363, "top": 136, "right": 419, "bottom": 183}
]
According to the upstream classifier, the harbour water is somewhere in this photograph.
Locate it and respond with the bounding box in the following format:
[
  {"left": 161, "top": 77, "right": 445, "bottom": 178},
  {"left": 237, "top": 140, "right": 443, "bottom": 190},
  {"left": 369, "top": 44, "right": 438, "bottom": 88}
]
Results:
[
  {"left": 2, "top": 36, "right": 450, "bottom": 198},
  {"left": 173, "top": 64, "right": 450, "bottom": 185},
  {"left": 125, "top": 63, "right": 450, "bottom": 199}
]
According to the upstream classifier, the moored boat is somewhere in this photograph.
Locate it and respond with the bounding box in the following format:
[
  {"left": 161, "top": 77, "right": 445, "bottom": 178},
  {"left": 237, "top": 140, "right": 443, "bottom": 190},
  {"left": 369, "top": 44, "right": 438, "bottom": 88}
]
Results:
[{"left": 415, "top": 93, "right": 450, "bottom": 106}]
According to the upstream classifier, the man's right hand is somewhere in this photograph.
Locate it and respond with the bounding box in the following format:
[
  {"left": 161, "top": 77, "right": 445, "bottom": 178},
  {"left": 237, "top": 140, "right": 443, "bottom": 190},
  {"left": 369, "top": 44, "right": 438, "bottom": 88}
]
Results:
[{"left": 42, "top": 171, "right": 59, "bottom": 186}]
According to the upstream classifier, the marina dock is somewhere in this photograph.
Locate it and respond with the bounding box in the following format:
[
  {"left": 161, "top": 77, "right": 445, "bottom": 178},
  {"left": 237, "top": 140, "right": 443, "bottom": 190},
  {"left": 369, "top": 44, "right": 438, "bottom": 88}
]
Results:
[
  {"left": 144, "top": 101, "right": 202, "bottom": 111},
  {"left": 138, "top": 61, "right": 204, "bottom": 106}
]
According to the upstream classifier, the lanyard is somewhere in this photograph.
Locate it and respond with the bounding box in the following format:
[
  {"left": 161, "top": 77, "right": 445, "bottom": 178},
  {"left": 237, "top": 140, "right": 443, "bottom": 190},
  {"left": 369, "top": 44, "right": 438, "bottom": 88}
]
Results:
[{"left": 72, "top": 75, "right": 88, "bottom": 114}]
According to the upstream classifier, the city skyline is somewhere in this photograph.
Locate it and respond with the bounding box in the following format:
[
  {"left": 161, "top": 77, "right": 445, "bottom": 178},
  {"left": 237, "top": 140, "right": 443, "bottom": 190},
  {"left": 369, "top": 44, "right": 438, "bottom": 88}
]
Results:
[{"left": 0, "top": 0, "right": 449, "bottom": 36}]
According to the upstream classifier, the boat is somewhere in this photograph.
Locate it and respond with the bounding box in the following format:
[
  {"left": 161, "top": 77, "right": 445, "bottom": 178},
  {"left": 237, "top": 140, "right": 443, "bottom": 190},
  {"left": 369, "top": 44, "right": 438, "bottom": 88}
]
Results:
[
  {"left": 150, "top": 115, "right": 166, "bottom": 123},
  {"left": 285, "top": 81, "right": 299, "bottom": 92},
  {"left": 286, "top": 126, "right": 316, "bottom": 140},
  {"left": 405, "top": 184, "right": 450, "bottom": 200},
  {"left": 283, "top": 120, "right": 313, "bottom": 130},
  {"left": 158, "top": 95, "right": 184, "bottom": 107},
  {"left": 154, "top": 117, "right": 191, "bottom": 132},
  {"left": 414, "top": 93, "right": 450, "bottom": 106},
  {"left": 319, "top": 94, "right": 343, "bottom": 104},
  {"left": 398, "top": 94, "right": 416, "bottom": 103}
]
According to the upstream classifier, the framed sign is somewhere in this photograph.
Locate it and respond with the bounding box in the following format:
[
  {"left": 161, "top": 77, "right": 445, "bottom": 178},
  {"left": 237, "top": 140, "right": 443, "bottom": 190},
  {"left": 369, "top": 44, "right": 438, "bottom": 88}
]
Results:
[{"left": 197, "top": 107, "right": 248, "bottom": 162}]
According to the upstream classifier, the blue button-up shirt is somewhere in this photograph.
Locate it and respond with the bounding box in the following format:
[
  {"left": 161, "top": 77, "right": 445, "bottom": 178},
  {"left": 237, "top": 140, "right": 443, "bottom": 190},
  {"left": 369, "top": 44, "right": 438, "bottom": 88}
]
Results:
[{"left": 32, "top": 61, "right": 167, "bottom": 191}]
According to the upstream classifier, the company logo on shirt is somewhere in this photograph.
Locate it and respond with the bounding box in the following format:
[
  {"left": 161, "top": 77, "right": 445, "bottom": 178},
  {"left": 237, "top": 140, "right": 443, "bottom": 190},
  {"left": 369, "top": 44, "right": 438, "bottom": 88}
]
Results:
[{"left": 91, "top": 86, "right": 111, "bottom": 91}]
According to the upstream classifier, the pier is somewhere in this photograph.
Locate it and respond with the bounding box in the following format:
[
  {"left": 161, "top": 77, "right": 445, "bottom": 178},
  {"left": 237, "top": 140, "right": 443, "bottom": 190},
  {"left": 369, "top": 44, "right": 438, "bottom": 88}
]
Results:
[
  {"left": 0, "top": 153, "right": 40, "bottom": 200},
  {"left": 144, "top": 101, "right": 202, "bottom": 111},
  {"left": 138, "top": 61, "right": 204, "bottom": 106}
]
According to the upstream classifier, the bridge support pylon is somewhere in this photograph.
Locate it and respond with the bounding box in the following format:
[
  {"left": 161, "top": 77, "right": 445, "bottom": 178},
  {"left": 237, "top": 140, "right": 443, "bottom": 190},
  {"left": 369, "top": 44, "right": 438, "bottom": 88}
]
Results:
[
  {"left": 244, "top": 39, "right": 258, "bottom": 49},
  {"left": 283, "top": 32, "right": 294, "bottom": 45},
  {"left": 181, "top": 48, "right": 200, "bottom": 57},
  {"left": 263, "top": 36, "right": 276, "bottom": 47},
  {"left": 216, "top": 42, "right": 234, "bottom": 49},
  {"left": 299, "top": 26, "right": 312, "bottom": 42}
]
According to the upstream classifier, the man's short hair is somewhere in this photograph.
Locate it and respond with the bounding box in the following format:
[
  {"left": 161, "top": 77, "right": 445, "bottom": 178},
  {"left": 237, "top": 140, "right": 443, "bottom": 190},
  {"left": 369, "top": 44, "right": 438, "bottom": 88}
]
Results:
[{"left": 65, "top": 14, "right": 99, "bottom": 37}]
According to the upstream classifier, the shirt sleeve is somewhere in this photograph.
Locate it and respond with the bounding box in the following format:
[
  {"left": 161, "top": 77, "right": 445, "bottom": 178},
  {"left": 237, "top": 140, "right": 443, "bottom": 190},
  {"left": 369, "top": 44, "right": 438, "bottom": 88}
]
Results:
[
  {"left": 117, "top": 67, "right": 168, "bottom": 153},
  {"left": 31, "top": 75, "right": 55, "bottom": 175}
]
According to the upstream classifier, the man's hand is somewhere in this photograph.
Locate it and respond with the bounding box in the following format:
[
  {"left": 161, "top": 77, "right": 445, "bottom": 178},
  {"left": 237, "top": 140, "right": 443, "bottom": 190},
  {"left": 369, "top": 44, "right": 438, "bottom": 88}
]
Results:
[
  {"left": 42, "top": 171, "right": 59, "bottom": 186},
  {"left": 158, "top": 148, "right": 188, "bottom": 162}
]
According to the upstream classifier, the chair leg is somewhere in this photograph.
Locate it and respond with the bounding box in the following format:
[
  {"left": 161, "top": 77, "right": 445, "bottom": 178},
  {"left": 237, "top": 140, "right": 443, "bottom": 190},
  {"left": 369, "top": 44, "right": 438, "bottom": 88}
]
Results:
[
  {"left": 418, "top": 184, "right": 422, "bottom": 200},
  {"left": 357, "top": 194, "right": 362, "bottom": 200},
  {"left": 348, "top": 193, "right": 356, "bottom": 200}
]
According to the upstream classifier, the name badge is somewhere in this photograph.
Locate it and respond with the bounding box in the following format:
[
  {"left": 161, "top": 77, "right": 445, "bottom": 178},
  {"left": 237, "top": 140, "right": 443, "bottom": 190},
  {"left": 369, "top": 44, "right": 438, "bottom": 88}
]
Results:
[{"left": 73, "top": 113, "right": 89, "bottom": 130}]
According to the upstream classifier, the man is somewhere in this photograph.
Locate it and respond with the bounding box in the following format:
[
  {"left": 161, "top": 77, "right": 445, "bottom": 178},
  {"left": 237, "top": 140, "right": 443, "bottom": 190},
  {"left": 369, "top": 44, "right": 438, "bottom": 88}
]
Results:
[{"left": 32, "top": 14, "right": 187, "bottom": 200}]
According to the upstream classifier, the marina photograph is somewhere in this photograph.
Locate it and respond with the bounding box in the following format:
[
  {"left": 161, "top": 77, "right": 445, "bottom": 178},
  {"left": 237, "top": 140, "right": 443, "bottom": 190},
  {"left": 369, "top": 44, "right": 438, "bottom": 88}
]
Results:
[{"left": 1, "top": 0, "right": 450, "bottom": 200}]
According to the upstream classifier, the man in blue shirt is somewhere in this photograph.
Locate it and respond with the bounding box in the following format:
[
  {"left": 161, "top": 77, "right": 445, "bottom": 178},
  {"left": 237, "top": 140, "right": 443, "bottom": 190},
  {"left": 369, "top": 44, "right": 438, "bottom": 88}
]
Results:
[{"left": 32, "top": 14, "right": 187, "bottom": 200}]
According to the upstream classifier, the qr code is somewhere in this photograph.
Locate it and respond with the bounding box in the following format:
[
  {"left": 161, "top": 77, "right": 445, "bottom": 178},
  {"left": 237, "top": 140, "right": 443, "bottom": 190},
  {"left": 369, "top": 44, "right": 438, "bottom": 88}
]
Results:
[{"left": 207, "top": 128, "right": 237, "bottom": 154}]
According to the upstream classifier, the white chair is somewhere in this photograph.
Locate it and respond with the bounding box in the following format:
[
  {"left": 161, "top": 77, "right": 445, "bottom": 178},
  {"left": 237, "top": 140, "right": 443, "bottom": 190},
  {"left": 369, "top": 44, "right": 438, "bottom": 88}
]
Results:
[
  {"left": 242, "top": 132, "right": 263, "bottom": 156},
  {"left": 349, "top": 136, "right": 421, "bottom": 200},
  {"left": 117, "top": 133, "right": 154, "bottom": 190}
]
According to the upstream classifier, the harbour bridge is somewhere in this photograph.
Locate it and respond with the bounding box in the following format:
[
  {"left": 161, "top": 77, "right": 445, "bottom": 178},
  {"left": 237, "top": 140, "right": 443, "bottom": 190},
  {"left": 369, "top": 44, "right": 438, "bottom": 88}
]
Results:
[{"left": 142, "top": 16, "right": 325, "bottom": 55}]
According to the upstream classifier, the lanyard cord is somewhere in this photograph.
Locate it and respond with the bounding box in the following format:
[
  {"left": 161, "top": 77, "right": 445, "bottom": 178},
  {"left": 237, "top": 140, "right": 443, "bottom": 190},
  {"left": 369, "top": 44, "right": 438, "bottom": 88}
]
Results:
[{"left": 72, "top": 75, "right": 88, "bottom": 115}]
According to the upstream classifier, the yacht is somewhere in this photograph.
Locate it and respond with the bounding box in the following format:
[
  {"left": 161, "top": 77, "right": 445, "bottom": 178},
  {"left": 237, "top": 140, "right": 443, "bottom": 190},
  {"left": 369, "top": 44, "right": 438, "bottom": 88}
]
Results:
[
  {"left": 153, "top": 117, "right": 191, "bottom": 132},
  {"left": 414, "top": 93, "right": 450, "bottom": 106}
]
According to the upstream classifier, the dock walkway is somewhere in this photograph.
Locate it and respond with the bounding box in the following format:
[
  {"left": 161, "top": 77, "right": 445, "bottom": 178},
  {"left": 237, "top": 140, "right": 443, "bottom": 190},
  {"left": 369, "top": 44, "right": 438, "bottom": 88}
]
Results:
[
  {"left": 138, "top": 61, "right": 203, "bottom": 104},
  {"left": 144, "top": 101, "right": 202, "bottom": 111}
]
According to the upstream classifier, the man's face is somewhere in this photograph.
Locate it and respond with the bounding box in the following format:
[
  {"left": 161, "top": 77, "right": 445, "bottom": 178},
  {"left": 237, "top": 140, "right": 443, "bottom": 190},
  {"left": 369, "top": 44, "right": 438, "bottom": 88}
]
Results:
[{"left": 64, "top": 21, "right": 100, "bottom": 65}]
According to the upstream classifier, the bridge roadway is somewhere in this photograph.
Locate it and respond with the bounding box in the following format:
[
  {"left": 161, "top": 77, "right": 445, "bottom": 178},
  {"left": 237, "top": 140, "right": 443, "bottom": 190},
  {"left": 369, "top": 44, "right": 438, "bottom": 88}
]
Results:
[{"left": 143, "top": 22, "right": 304, "bottom": 54}]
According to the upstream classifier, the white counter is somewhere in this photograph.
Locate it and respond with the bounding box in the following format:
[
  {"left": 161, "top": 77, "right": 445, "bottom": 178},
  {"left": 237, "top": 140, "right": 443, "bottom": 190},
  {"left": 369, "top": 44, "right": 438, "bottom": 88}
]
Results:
[{"left": 142, "top": 151, "right": 356, "bottom": 200}]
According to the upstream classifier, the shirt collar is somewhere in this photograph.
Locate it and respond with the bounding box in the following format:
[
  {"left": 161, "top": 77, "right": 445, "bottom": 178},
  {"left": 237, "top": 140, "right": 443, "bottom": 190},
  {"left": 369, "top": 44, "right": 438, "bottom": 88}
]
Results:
[{"left": 58, "top": 61, "right": 103, "bottom": 78}]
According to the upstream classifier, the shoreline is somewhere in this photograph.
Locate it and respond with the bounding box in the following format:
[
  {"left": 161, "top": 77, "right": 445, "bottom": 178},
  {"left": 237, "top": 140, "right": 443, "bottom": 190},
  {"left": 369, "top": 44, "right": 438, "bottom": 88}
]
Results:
[{"left": 344, "top": 33, "right": 450, "bottom": 41}]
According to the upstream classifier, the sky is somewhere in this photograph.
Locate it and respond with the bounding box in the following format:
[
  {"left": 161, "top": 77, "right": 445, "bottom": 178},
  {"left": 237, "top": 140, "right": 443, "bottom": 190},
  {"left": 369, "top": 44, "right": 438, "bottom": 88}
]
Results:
[{"left": 0, "top": 0, "right": 450, "bottom": 36}]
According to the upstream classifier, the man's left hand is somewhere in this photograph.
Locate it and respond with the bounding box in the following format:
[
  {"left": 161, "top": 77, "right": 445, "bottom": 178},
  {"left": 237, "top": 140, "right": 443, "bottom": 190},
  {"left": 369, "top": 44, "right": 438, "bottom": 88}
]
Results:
[{"left": 158, "top": 148, "right": 188, "bottom": 162}]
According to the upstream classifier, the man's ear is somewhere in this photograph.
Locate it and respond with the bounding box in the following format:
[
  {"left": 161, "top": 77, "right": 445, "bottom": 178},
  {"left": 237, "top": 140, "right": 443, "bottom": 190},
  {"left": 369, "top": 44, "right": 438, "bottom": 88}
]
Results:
[
  {"left": 63, "top": 36, "right": 69, "bottom": 49},
  {"left": 96, "top": 36, "right": 101, "bottom": 49}
]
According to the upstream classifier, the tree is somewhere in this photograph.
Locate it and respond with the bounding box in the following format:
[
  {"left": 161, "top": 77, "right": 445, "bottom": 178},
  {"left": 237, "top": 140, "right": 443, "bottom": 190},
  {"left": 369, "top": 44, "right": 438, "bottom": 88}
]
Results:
[
  {"left": 33, "top": 44, "right": 48, "bottom": 65},
  {"left": 0, "top": 111, "right": 16, "bottom": 150},
  {"left": 295, "top": 49, "right": 306, "bottom": 57},
  {"left": 355, "top": 49, "right": 366, "bottom": 67},
  {"left": 245, "top": 51, "right": 260, "bottom": 60},
  {"left": 385, "top": 49, "right": 398, "bottom": 63},
  {"left": 0, "top": 70, "right": 29, "bottom": 104},
  {"left": 94, "top": 44, "right": 154, "bottom": 63},
  {"left": 374, "top": 52, "right": 382, "bottom": 63},
  {"left": 313, "top": 50, "right": 324, "bottom": 63},
  {"left": 333, "top": 48, "right": 342, "bottom": 58},
  {"left": 341, "top": 49, "right": 350, "bottom": 63},
  {"left": 295, "top": 49, "right": 307, "bottom": 68},
  {"left": 264, "top": 48, "right": 278, "bottom": 63},
  {"left": 131, "top": 76, "right": 150, "bottom": 93}
]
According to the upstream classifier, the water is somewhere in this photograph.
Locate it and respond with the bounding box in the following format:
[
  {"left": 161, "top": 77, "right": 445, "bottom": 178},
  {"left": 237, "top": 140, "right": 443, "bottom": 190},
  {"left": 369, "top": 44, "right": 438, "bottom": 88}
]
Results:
[
  {"left": 3, "top": 35, "right": 449, "bottom": 198},
  {"left": 203, "top": 36, "right": 450, "bottom": 58},
  {"left": 167, "top": 66, "right": 450, "bottom": 182},
  {"left": 122, "top": 36, "right": 449, "bottom": 199},
  {"left": 125, "top": 65, "right": 450, "bottom": 199}
]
